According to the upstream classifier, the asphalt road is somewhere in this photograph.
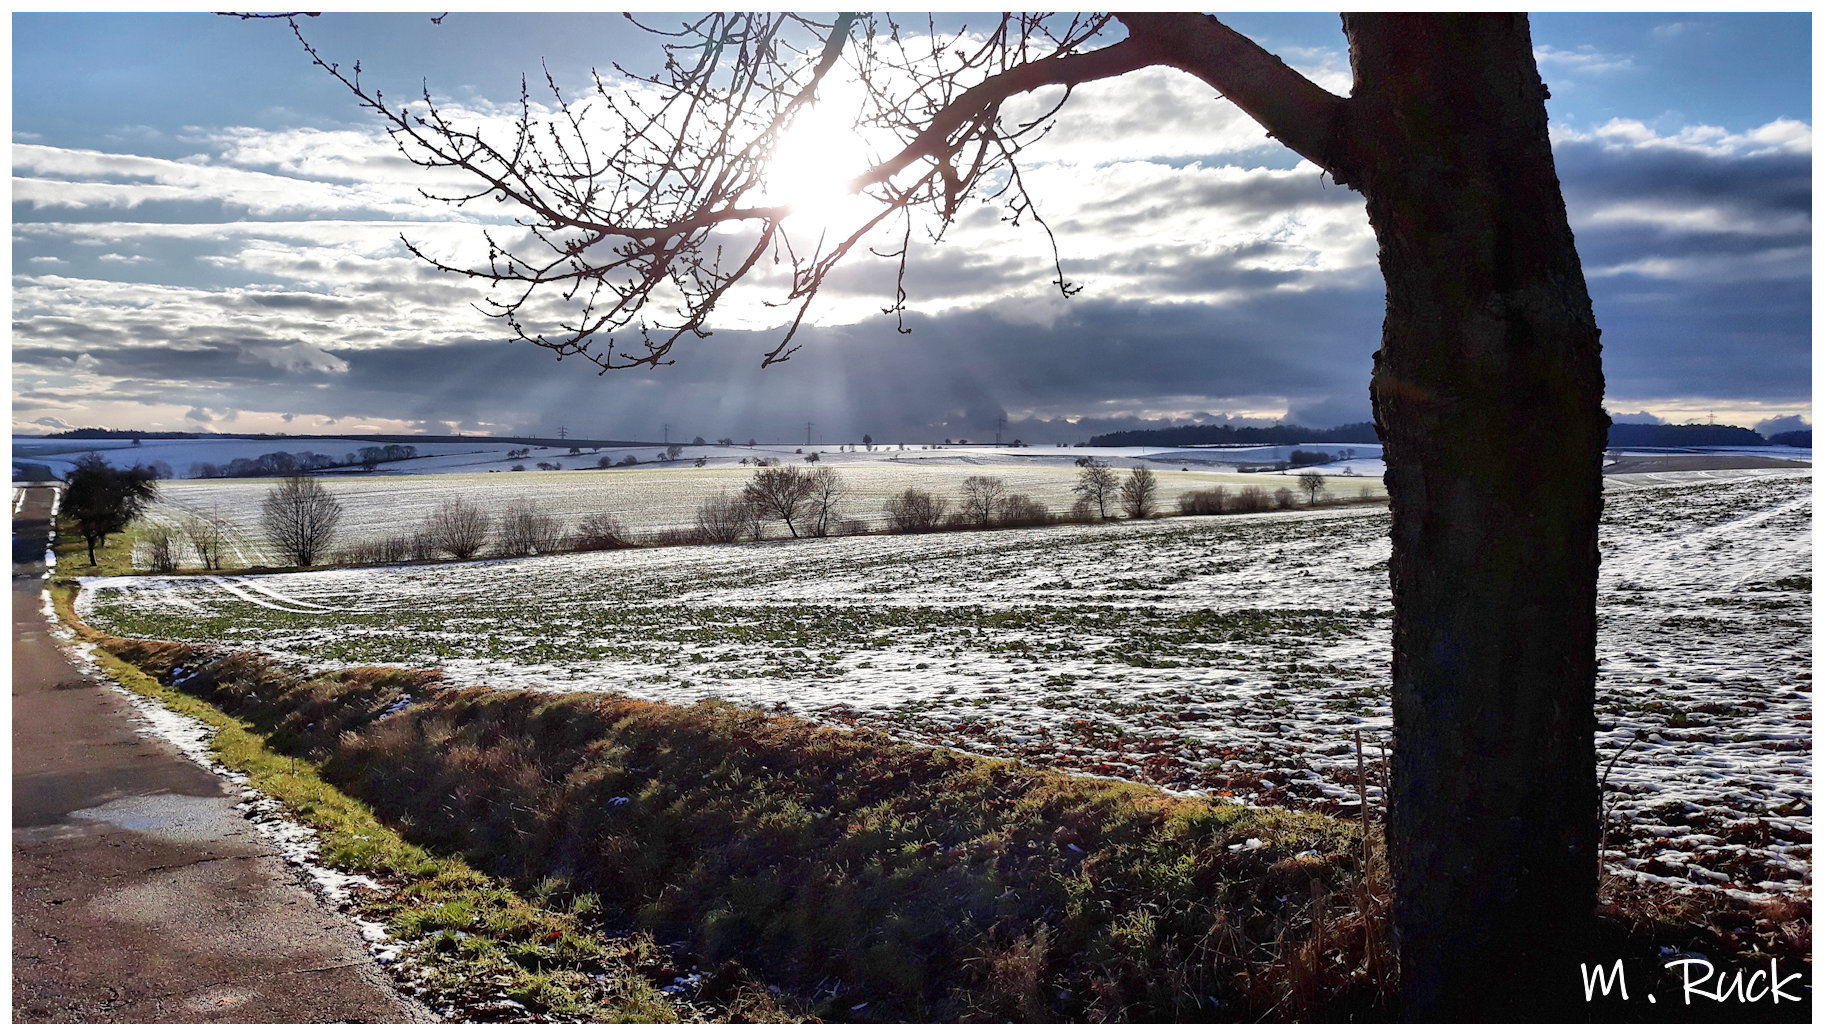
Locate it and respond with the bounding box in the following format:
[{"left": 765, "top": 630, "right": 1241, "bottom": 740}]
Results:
[{"left": 11, "top": 485, "right": 428, "bottom": 1023}]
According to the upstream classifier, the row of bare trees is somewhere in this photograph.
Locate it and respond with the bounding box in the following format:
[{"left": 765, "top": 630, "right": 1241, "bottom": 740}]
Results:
[
  {"left": 139, "top": 466, "right": 1361, "bottom": 573},
  {"left": 336, "top": 497, "right": 634, "bottom": 566}
]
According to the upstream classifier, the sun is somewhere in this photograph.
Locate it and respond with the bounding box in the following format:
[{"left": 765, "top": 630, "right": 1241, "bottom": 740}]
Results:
[{"left": 763, "top": 89, "right": 877, "bottom": 234}]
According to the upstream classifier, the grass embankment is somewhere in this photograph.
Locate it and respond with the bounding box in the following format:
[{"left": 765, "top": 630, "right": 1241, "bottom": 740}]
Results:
[
  {"left": 56, "top": 594, "right": 1394, "bottom": 1022},
  {"left": 52, "top": 587, "right": 692, "bottom": 1022}
]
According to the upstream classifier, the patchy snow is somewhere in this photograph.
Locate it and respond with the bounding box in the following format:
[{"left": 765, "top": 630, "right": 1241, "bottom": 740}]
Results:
[{"left": 78, "top": 469, "right": 1812, "bottom": 899}]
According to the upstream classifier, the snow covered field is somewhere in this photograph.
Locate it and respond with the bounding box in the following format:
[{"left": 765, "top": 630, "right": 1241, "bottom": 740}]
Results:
[
  {"left": 77, "top": 469, "right": 1810, "bottom": 899},
  {"left": 122, "top": 460, "right": 1372, "bottom": 565}
]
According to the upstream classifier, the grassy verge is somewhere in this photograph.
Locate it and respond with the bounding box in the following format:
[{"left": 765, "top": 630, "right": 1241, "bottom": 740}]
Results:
[
  {"left": 52, "top": 586, "right": 699, "bottom": 1022},
  {"left": 52, "top": 515, "right": 140, "bottom": 577}
]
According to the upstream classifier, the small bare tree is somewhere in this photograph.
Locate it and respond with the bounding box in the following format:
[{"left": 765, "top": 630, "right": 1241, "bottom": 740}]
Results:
[
  {"left": 804, "top": 467, "right": 847, "bottom": 537},
  {"left": 694, "top": 491, "right": 752, "bottom": 543},
  {"left": 427, "top": 498, "right": 491, "bottom": 559},
  {"left": 142, "top": 524, "right": 180, "bottom": 574},
  {"left": 957, "top": 475, "right": 1008, "bottom": 527},
  {"left": 1074, "top": 459, "right": 1119, "bottom": 519},
  {"left": 743, "top": 465, "right": 815, "bottom": 537},
  {"left": 1298, "top": 471, "right": 1328, "bottom": 505},
  {"left": 1119, "top": 465, "right": 1157, "bottom": 519},
  {"left": 261, "top": 474, "right": 342, "bottom": 567},
  {"left": 183, "top": 507, "right": 232, "bottom": 570},
  {"left": 884, "top": 488, "right": 947, "bottom": 533}
]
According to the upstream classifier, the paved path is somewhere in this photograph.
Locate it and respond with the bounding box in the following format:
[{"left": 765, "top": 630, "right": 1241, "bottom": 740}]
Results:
[{"left": 11, "top": 485, "right": 428, "bottom": 1023}]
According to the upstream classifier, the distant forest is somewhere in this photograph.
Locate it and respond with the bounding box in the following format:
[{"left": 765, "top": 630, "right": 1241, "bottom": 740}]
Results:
[
  {"left": 1088, "top": 422, "right": 1379, "bottom": 447},
  {"left": 1090, "top": 421, "right": 1809, "bottom": 449}
]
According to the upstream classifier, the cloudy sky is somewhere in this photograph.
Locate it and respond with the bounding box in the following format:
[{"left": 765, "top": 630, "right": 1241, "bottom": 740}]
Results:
[{"left": 11, "top": 12, "right": 1812, "bottom": 444}]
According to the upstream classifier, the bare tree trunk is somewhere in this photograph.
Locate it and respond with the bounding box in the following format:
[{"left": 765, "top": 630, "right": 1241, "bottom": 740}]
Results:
[{"left": 1345, "top": 15, "right": 1605, "bottom": 1019}]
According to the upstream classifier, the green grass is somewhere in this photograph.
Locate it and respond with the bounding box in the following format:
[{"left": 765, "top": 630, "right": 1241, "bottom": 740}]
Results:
[
  {"left": 52, "top": 515, "right": 141, "bottom": 577},
  {"left": 76, "top": 602, "right": 1397, "bottom": 1022},
  {"left": 54, "top": 587, "right": 692, "bottom": 1022}
]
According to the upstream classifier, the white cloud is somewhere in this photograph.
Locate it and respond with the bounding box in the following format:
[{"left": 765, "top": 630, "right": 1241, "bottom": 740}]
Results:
[
  {"left": 1580, "top": 200, "right": 1810, "bottom": 238},
  {"left": 1588, "top": 245, "right": 1809, "bottom": 283},
  {"left": 1534, "top": 44, "right": 1634, "bottom": 75},
  {"left": 1555, "top": 117, "right": 1811, "bottom": 158}
]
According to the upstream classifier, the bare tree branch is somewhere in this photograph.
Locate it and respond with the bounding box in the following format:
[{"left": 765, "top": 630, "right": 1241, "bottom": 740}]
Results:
[
  {"left": 1116, "top": 13, "right": 1354, "bottom": 182},
  {"left": 292, "top": 13, "right": 1337, "bottom": 370}
]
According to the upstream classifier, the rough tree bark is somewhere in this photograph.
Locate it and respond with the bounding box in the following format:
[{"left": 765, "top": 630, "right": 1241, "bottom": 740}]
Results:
[
  {"left": 1100, "top": 12, "right": 1604, "bottom": 1019},
  {"left": 1346, "top": 15, "right": 1605, "bottom": 1019}
]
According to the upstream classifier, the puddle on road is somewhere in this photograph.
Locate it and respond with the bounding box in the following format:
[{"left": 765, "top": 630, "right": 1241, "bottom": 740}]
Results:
[{"left": 72, "top": 794, "right": 245, "bottom": 843}]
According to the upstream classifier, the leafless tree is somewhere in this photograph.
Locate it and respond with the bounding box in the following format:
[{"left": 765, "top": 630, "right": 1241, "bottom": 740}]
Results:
[
  {"left": 1074, "top": 458, "right": 1119, "bottom": 519},
  {"left": 1119, "top": 464, "right": 1157, "bottom": 519},
  {"left": 1273, "top": 486, "right": 1296, "bottom": 510},
  {"left": 296, "top": 12, "right": 1613, "bottom": 1017},
  {"left": 261, "top": 474, "right": 342, "bottom": 567},
  {"left": 142, "top": 524, "right": 180, "bottom": 574},
  {"left": 1298, "top": 471, "right": 1327, "bottom": 505},
  {"left": 427, "top": 498, "right": 491, "bottom": 559},
  {"left": 693, "top": 491, "right": 752, "bottom": 543},
  {"left": 804, "top": 466, "right": 847, "bottom": 537},
  {"left": 183, "top": 506, "right": 232, "bottom": 570},
  {"left": 495, "top": 499, "right": 567, "bottom": 556},
  {"left": 956, "top": 475, "right": 1008, "bottom": 527},
  {"left": 884, "top": 487, "right": 947, "bottom": 533},
  {"left": 742, "top": 465, "right": 815, "bottom": 537}
]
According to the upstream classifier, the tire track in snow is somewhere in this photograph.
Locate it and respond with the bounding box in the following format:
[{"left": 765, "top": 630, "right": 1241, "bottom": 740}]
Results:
[{"left": 206, "top": 575, "right": 337, "bottom": 614}]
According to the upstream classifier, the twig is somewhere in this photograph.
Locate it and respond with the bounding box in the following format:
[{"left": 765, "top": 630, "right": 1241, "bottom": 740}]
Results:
[{"left": 1596, "top": 728, "right": 1651, "bottom": 883}]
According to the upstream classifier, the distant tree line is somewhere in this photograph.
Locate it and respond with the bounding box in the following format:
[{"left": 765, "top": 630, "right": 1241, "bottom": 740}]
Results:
[
  {"left": 1088, "top": 422, "right": 1380, "bottom": 448},
  {"left": 1606, "top": 423, "right": 1807, "bottom": 448},
  {"left": 1092, "top": 419, "right": 1808, "bottom": 450},
  {"left": 188, "top": 444, "right": 418, "bottom": 478}
]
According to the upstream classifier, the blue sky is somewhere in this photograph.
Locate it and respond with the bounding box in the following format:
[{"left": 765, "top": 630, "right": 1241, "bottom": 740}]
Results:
[{"left": 11, "top": 12, "right": 1813, "bottom": 442}]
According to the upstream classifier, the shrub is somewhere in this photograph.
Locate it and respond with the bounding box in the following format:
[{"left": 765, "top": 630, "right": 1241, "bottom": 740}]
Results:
[
  {"left": 1178, "top": 488, "right": 1228, "bottom": 515},
  {"left": 885, "top": 488, "right": 947, "bottom": 533},
  {"left": 997, "top": 493, "right": 1052, "bottom": 527},
  {"left": 427, "top": 499, "right": 491, "bottom": 559},
  {"left": 496, "top": 499, "right": 567, "bottom": 556},
  {"left": 572, "top": 513, "right": 634, "bottom": 551},
  {"left": 1274, "top": 487, "right": 1297, "bottom": 509},
  {"left": 694, "top": 492, "right": 752, "bottom": 544},
  {"left": 645, "top": 526, "right": 710, "bottom": 547},
  {"left": 1233, "top": 486, "right": 1268, "bottom": 512},
  {"left": 142, "top": 524, "right": 181, "bottom": 573}
]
